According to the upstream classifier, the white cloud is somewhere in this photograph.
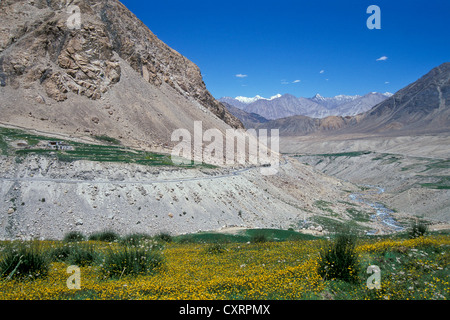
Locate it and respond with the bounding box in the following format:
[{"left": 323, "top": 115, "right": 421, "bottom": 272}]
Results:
[
  {"left": 281, "top": 80, "right": 290, "bottom": 85},
  {"left": 235, "top": 74, "right": 248, "bottom": 78},
  {"left": 319, "top": 70, "right": 325, "bottom": 74},
  {"left": 376, "top": 56, "right": 388, "bottom": 61},
  {"left": 292, "top": 79, "right": 301, "bottom": 83},
  {"left": 385, "top": 81, "right": 390, "bottom": 84}
]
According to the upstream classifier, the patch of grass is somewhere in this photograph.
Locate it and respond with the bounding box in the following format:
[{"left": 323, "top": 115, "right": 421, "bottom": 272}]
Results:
[
  {"left": 120, "top": 233, "right": 153, "bottom": 246},
  {"left": 66, "top": 244, "right": 99, "bottom": 267},
  {"left": 318, "top": 232, "right": 359, "bottom": 283},
  {"left": 93, "top": 135, "right": 121, "bottom": 145},
  {"left": 49, "top": 245, "right": 72, "bottom": 263},
  {"left": 48, "top": 243, "right": 99, "bottom": 266},
  {"left": 371, "top": 153, "right": 402, "bottom": 164},
  {"left": 314, "top": 200, "right": 332, "bottom": 207},
  {"left": 101, "top": 246, "right": 164, "bottom": 279},
  {"left": 88, "top": 230, "right": 121, "bottom": 242},
  {"left": 0, "top": 127, "right": 53, "bottom": 156},
  {"left": 346, "top": 208, "right": 371, "bottom": 222},
  {"left": 314, "top": 200, "right": 335, "bottom": 215},
  {"left": 204, "top": 243, "right": 227, "bottom": 254},
  {"left": 422, "top": 159, "right": 450, "bottom": 171},
  {"left": 0, "top": 126, "right": 214, "bottom": 168},
  {"left": 250, "top": 232, "right": 268, "bottom": 243},
  {"left": 310, "top": 216, "right": 368, "bottom": 235},
  {"left": 175, "top": 232, "right": 248, "bottom": 244},
  {"left": 175, "top": 228, "right": 318, "bottom": 244},
  {"left": 419, "top": 176, "right": 450, "bottom": 190},
  {"left": 353, "top": 241, "right": 450, "bottom": 300},
  {"left": 154, "top": 233, "right": 173, "bottom": 243},
  {"left": 63, "top": 289, "right": 100, "bottom": 300},
  {"left": 339, "top": 200, "right": 356, "bottom": 206},
  {"left": 63, "top": 231, "right": 86, "bottom": 243},
  {"left": 0, "top": 135, "right": 8, "bottom": 155},
  {"left": 298, "top": 151, "right": 372, "bottom": 158},
  {"left": 245, "top": 228, "right": 318, "bottom": 241},
  {"left": 0, "top": 242, "right": 49, "bottom": 280}
]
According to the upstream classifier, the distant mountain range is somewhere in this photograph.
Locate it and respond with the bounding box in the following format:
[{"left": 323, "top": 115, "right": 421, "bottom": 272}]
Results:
[
  {"left": 254, "top": 62, "right": 450, "bottom": 136},
  {"left": 220, "top": 92, "right": 392, "bottom": 120}
]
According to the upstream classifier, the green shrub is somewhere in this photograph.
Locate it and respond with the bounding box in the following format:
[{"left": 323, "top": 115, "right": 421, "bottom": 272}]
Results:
[
  {"left": 88, "top": 230, "right": 120, "bottom": 242},
  {"left": 49, "top": 245, "right": 73, "bottom": 262},
  {"left": 67, "top": 244, "right": 99, "bottom": 267},
  {"left": 250, "top": 233, "right": 268, "bottom": 243},
  {"left": 204, "top": 243, "right": 226, "bottom": 255},
  {"left": 154, "top": 232, "right": 173, "bottom": 243},
  {"left": 0, "top": 242, "right": 50, "bottom": 280},
  {"left": 101, "top": 247, "right": 164, "bottom": 278},
  {"left": 409, "top": 222, "right": 428, "bottom": 239},
  {"left": 63, "top": 231, "right": 86, "bottom": 243},
  {"left": 49, "top": 244, "right": 99, "bottom": 266},
  {"left": 318, "top": 233, "right": 359, "bottom": 282}
]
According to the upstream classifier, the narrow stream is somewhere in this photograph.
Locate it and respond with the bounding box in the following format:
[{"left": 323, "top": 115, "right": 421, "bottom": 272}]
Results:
[{"left": 349, "top": 185, "right": 405, "bottom": 235}]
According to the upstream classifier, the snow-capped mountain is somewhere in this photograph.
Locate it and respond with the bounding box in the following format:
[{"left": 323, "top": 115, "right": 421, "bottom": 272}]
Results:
[
  {"left": 234, "top": 94, "right": 282, "bottom": 104},
  {"left": 219, "top": 92, "right": 392, "bottom": 120},
  {"left": 310, "top": 93, "right": 361, "bottom": 110}
]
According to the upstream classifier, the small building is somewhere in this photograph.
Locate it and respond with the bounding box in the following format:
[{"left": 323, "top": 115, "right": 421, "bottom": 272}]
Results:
[{"left": 47, "top": 141, "right": 74, "bottom": 151}]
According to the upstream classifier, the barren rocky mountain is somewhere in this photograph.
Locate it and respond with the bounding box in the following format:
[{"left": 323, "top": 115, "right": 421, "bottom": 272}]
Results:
[
  {"left": 221, "top": 102, "right": 269, "bottom": 129},
  {"left": 345, "top": 62, "right": 450, "bottom": 135},
  {"left": 0, "top": 0, "right": 242, "bottom": 153},
  {"left": 255, "top": 115, "right": 358, "bottom": 136}
]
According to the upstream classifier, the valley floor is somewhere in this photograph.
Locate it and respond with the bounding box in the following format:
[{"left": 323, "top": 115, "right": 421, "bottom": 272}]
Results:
[{"left": 284, "top": 133, "right": 450, "bottom": 226}]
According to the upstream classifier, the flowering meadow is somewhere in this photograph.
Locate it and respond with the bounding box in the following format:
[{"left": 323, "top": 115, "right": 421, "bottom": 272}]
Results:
[{"left": 0, "top": 231, "right": 448, "bottom": 300}]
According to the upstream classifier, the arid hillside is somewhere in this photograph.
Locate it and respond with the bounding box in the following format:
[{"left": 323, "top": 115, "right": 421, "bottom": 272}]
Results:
[{"left": 0, "top": 0, "right": 242, "bottom": 153}]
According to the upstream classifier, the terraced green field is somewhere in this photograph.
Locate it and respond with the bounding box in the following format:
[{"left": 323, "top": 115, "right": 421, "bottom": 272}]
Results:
[{"left": 0, "top": 127, "right": 212, "bottom": 168}]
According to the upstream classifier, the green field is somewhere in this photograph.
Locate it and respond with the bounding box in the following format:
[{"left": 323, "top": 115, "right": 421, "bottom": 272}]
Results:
[
  {"left": 419, "top": 176, "right": 450, "bottom": 190},
  {"left": 295, "top": 151, "right": 373, "bottom": 158},
  {"left": 0, "top": 127, "right": 213, "bottom": 168}
]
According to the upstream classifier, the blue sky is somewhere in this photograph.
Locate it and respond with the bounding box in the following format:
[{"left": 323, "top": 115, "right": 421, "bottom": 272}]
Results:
[{"left": 120, "top": 0, "right": 449, "bottom": 99}]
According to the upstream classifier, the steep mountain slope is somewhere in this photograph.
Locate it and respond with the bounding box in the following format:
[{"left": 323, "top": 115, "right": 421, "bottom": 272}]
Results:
[
  {"left": 221, "top": 102, "right": 269, "bottom": 129},
  {"left": 332, "top": 92, "right": 392, "bottom": 117},
  {"left": 0, "top": 0, "right": 242, "bottom": 152},
  {"left": 257, "top": 115, "right": 360, "bottom": 136},
  {"left": 345, "top": 62, "right": 450, "bottom": 135}
]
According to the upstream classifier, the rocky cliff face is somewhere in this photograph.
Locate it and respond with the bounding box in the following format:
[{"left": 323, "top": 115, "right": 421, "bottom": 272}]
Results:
[{"left": 0, "top": 0, "right": 242, "bottom": 149}]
